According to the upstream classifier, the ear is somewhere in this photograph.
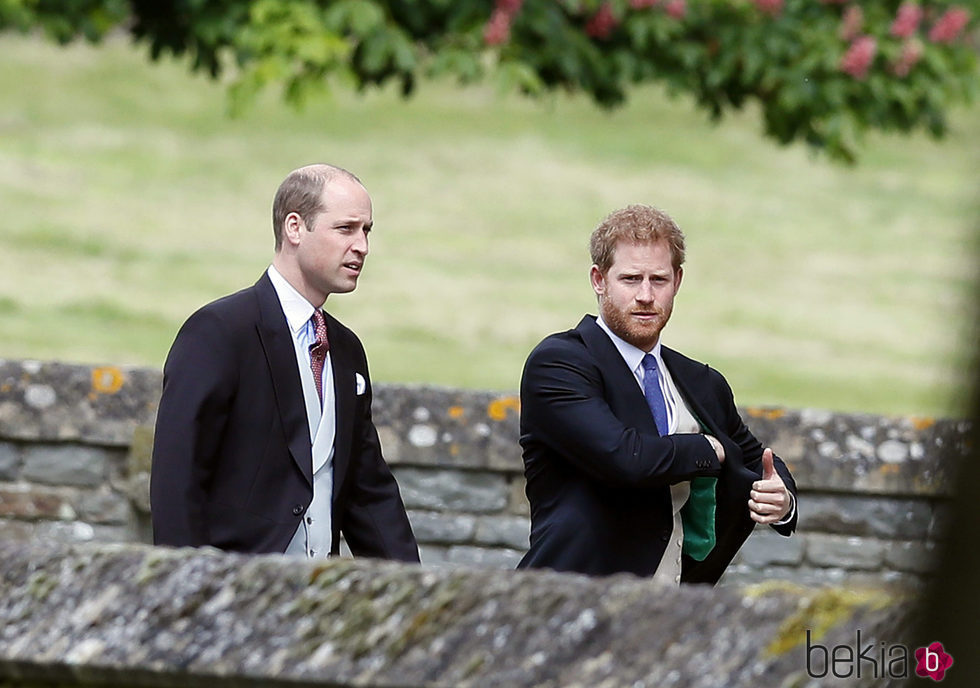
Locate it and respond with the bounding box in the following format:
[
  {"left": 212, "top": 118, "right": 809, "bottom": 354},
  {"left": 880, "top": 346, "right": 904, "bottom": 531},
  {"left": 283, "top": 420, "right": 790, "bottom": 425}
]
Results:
[
  {"left": 590, "top": 265, "right": 606, "bottom": 296},
  {"left": 282, "top": 212, "right": 305, "bottom": 248},
  {"left": 675, "top": 266, "right": 683, "bottom": 291}
]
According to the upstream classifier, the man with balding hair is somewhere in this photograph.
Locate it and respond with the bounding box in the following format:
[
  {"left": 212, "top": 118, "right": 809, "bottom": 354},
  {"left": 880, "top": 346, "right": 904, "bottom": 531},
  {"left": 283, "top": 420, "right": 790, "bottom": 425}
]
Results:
[
  {"left": 151, "top": 164, "right": 419, "bottom": 562},
  {"left": 518, "top": 204, "right": 797, "bottom": 582}
]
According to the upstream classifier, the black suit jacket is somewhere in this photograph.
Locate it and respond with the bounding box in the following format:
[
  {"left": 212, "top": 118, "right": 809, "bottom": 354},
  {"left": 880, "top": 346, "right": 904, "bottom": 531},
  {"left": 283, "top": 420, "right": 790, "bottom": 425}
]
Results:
[
  {"left": 150, "top": 273, "right": 419, "bottom": 561},
  {"left": 517, "top": 315, "right": 797, "bottom": 582}
]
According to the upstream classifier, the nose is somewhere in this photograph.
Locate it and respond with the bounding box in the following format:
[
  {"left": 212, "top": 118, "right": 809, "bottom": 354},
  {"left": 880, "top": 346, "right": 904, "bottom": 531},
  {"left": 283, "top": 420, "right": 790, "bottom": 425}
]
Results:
[
  {"left": 353, "top": 228, "right": 369, "bottom": 256},
  {"left": 636, "top": 280, "right": 655, "bottom": 303}
]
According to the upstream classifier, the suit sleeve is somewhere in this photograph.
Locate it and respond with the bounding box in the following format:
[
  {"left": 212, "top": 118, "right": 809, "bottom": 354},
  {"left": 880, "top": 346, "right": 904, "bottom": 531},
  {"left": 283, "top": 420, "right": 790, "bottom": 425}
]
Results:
[
  {"left": 708, "top": 366, "right": 799, "bottom": 535},
  {"left": 150, "top": 308, "right": 237, "bottom": 547},
  {"left": 520, "top": 338, "right": 723, "bottom": 488},
  {"left": 340, "top": 355, "right": 420, "bottom": 563}
]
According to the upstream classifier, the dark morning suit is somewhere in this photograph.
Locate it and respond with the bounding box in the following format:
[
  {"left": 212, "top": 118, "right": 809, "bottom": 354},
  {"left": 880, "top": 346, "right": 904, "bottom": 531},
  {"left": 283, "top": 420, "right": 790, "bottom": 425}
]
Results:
[
  {"left": 517, "top": 315, "right": 797, "bottom": 582},
  {"left": 150, "top": 272, "right": 419, "bottom": 561}
]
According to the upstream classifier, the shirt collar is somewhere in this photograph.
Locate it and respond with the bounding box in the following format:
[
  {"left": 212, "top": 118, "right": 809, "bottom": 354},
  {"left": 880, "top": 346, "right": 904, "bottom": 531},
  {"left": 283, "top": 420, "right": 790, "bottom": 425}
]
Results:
[
  {"left": 267, "top": 265, "right": 318, "bottom": 335},
  {"left": 595, "top": 314, "right": 663, "bottom": 375}
]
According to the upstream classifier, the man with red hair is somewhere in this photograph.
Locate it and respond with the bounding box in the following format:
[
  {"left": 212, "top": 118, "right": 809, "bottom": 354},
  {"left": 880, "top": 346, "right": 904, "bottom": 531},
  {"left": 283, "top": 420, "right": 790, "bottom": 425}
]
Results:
[{"left": 518, "top": 204, "right": 797, "bottom": 583}]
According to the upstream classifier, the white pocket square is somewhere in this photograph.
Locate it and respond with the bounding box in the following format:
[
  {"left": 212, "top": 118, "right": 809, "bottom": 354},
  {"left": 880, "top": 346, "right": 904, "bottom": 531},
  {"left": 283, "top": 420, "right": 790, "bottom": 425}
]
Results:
[{"left": 355, "top": 373, "right": 366, "bottom": 396}]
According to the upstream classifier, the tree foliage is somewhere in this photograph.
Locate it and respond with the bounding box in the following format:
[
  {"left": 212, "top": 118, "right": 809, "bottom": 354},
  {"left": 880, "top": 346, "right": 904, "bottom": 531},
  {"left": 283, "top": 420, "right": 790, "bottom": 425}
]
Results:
[{"left": 2, "top": 0, "right": 977, "bottom": 162}]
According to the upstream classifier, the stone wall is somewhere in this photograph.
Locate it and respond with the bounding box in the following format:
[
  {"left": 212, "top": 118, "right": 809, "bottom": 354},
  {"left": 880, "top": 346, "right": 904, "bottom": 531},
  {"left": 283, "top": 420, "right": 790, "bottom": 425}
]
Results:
[
  {"left": 0, "top": 359, "right": 969, "bottom": 588},
  {"left": 0, "top": 541, "right": 918, "bottom": 688}
]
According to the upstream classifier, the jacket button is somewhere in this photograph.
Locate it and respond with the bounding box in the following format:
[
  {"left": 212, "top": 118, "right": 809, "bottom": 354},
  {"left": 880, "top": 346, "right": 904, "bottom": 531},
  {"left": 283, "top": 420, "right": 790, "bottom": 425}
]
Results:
[{"left": 292, "top": 504, "right": 304, "bottom": 516}]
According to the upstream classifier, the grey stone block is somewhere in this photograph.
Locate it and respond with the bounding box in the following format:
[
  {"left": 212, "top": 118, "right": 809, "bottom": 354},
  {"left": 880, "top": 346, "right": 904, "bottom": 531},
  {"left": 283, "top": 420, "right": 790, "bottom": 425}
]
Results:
[
  {"left": 34, "top": 520, "right": 134, "bottom": 544},
  {"left": 418, "top": 544, "right": 450, "bottom": 567},
  {"left": 721, "top": 564, "right": 922, "bottom": 591},
  {"left": 805, "top": 533, "right": 885, "bottom": 571},
  {"left": 841, "top": 569, "right": 925, "bottom": 591},
  {"left": 0, "top": 442, "right": 20, "bottom": 480},
  {"left": 745, "top": 407, "right": 966, "bottom": 497},
  {"left": 0, "top": 517, "right": 36, "bottom": 542},
  {"left": 22, "top": 444, "right": 107, "bottom": 487},
  {"left": 0, "top": 484, "right": 76, "bottom": 520},
  {"left": 798, "top": 494, "right": 934, "bottom": 539},
  {"left": 883, "top": 540, "right": 938, "bottom": 574},
  {"left": 127, "top": 424, "right": 154, "bottom": 476},
  {"left": 447, "top": 545, "right": 524, "bottom": 570},
  {"left": 474, "top": 515, "right": 530, "bottom": 550},
  {"left": 393, "top": 468, "right": 508, "bottom": 513},
  {"left": 132, "top": 510, "right": 153, "bottom": 545},
  {"left": 507, "top": 476, "right": 530, "bottom": 516},
  {"left": 0, "top": 360, "right": 160, "bottom": 444},
  {"left": 74, "top": 487, "right": 134, "bottom": 525},
  {"left": 407, "top": 510, "right": 476, "bottom": 545},
  {"left": 734, "top": 529, "right": 805, "bottom": 567},
  {"left": 371, "top": 385, "right": 523, "bottom": 471},
  {"left": 719, "top": 564, "right": 847, "bottom": 588}
]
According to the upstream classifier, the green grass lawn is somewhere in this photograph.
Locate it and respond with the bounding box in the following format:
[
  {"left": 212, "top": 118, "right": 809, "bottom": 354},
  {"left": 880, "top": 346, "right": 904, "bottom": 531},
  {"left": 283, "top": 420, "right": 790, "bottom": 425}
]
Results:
[{"left": 0, "top": 33, "right": 977, "bottom": 417}]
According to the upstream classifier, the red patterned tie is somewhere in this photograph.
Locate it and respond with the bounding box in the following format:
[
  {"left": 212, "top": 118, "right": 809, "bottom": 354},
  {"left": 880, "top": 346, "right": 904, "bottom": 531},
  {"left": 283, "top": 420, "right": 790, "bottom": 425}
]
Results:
[{"left": 309, "top": 309, "right": 329, "bottom": 406}]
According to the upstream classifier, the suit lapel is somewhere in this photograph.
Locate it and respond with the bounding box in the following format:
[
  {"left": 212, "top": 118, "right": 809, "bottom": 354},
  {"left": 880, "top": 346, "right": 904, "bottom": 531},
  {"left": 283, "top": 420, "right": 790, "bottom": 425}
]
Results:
[
  {"left": 253, "top": 273, "right": 314, "bottom": 487},
  {"left": 325, "top": 314, "right": 354, "bottom": 497},
  {"left": 575, "top": 315, "right": 660, "bottom": 435},
  {"left": 576, "top": 317, "right": 720, "bottom": 438}
]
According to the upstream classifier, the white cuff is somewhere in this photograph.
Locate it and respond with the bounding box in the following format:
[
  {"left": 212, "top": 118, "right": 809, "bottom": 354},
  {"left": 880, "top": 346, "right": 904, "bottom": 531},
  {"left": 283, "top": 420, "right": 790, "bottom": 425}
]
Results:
[{"left": 773, "top": 490, "right": 796, "bottom": 526}]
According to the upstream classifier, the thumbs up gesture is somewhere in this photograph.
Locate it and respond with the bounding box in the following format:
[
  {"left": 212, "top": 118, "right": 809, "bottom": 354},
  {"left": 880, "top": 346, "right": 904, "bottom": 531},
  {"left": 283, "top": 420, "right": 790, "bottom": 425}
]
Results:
[{"left": 748, "top": 448, "right": 792, "bottom": 524}]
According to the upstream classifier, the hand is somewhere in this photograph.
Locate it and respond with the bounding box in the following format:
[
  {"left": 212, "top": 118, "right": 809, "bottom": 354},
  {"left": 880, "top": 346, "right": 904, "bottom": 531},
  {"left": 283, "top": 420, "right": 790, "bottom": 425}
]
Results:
[
  {"left": 748, "top": 448, "right": 792, "bottom": 524},
  {"left": 704, "top": 435, "right": 725, "bottom": 464}
]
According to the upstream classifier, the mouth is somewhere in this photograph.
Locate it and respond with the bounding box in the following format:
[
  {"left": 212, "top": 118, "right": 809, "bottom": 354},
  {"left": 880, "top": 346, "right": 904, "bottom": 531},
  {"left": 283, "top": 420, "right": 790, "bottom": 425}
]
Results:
[
  {"left": 343, "top": 262, "right": 362, "bottom": 274},
  {"left": 631, "top": 311, "right": 658, "bottom": 321}
]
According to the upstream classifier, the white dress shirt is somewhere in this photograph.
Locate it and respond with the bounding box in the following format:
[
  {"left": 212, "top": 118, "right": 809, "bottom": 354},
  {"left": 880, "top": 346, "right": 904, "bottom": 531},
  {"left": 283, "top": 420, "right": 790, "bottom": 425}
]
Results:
[{"left": 267, "top": 265, "right": 335, "bottom": 558}]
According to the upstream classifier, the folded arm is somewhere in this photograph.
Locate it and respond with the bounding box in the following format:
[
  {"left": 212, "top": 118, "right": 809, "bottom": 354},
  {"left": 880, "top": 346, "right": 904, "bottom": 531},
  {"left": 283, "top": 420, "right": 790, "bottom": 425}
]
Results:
[{"left": 521, "top": 340, "right": 724, "bottom": 488}]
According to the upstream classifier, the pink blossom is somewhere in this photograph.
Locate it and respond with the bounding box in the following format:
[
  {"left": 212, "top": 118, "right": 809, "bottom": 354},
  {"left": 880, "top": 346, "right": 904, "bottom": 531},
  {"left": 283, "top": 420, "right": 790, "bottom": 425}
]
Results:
[
  {"left": 630, "top": 0, "right": 659, "bottom": 8},
  {"left": 892, "top": 38, "right": 923, "bottom": 76},
  {"left": 928, "top": 7, "right": 970, "bottom": 44},
  {"left": 839, "top": 5, "right": 863, "bottom": 41},
  {"left": 890, "top": 3, "right": 924, "bottom": 38},
  {"left": 664, "top": 0, "right": 686, "bottom": 19},
  {"left": 754, "top": 0, "right": 784, "bottom": 17},
  {"left": 585, "top": 2, "right": 619, "bottom": 39},
  {"left": 484, "top": 8, "right": 512, "bottom": 46},
  {"left": 483, "top": 0, "right": 527, "bottom": 46},
  {"left": 840, "top": 35, "right": 876, "bottom": 79}
]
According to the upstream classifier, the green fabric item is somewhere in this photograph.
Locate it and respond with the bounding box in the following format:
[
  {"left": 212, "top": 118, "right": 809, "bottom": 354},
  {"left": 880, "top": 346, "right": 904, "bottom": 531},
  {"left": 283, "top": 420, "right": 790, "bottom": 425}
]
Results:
[{"left": 681, "top": 476, "right": 717, "bottom": 561}]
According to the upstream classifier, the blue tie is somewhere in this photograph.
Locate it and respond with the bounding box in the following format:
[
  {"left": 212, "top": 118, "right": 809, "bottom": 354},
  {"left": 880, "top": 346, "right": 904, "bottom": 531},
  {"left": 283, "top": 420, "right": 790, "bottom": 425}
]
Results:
[{"left": 642, "top": 354, "right": 669, "bottom": 436}]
